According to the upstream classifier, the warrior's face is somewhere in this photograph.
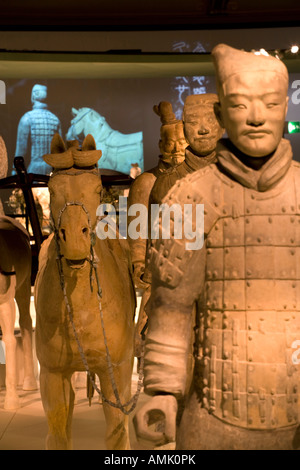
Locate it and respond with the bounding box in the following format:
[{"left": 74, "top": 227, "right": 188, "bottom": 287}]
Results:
[
  {"left": 159, "top": 122, "right": 187, "bottom": 165},
  {"left": 217, "top": 71, "right": 288, "bottom": 157},
  {"left": 183, "top": 102, "right": 223, "bottom": 156}
]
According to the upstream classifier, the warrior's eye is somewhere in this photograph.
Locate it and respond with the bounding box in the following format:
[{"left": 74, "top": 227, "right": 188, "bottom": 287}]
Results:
[{"left": 232, "top": 104, "right": 246, "bottom": 109}]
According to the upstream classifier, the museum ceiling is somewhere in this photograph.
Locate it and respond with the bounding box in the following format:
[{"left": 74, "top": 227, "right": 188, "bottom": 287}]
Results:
[{"left": 0, "top": 0, "right": 300, "bottom": 29}]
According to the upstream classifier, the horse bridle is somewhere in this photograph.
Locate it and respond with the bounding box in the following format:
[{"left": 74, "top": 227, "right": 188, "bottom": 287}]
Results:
[
  {"left": 51, "top": 197, "right": 143, "bottom": 415},
  {"left": 71, "top": 109, "right": 92, "bottom": 126}
]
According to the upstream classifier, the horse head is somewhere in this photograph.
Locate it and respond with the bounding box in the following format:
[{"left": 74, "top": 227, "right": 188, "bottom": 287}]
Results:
[
  {"left": 44, "top": 133, "right": 102, "bottom": 268},
  {"left": 67, "top": 107, "right": 106, "bottom": 141}
]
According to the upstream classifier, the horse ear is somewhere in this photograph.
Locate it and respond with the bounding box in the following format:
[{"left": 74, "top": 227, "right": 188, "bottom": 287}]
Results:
[
  {"left": 89, "top": 110, "right": 97, "bottom": 122},
  {"left": 44, "top": 134, "right": 74, "bottom": 169},
  {"left": 73, "top": 134, "right": 101, "bottom": 167},
  {"left": 72, "top": 107, "right": 78, "bottom": 116},
  {"left": 50, "top": 133, "right": 67, "bottom": 154},
  {"left": 0, "top": 135, "right": 8, "bottom": 179},
  {"left": 82, "top": 134, "right": 96, "bottom": 151}
]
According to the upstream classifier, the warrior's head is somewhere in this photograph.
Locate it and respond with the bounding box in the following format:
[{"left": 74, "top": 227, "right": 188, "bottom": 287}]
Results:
[
  {"left": 212, "top": 44, "right": 289, "bottom": 159},
  {"left": 31, "top": 84, "right": 47, "bottom": 105},
  {"left": 182, "top": 93, "right": 224, "bottom": 157},
  {"left": 154, "top": 101, "right": 187, "bottom": 166}
]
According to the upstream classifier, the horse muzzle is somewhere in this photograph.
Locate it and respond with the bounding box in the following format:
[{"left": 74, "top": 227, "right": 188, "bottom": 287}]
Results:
[
  {"left": 58, "top": 226, "right": 91, "bottom": 263},
  {"left": 65, "top": 258, "right": 88, "bottom": 270},
  {"left": 57, "top": 212, "right": 92, "bottom": 263}
]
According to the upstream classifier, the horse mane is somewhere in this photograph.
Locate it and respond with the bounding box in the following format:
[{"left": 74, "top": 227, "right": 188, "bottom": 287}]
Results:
[{"left": 44, "top": 134, "right": 102, "bottom": 170}]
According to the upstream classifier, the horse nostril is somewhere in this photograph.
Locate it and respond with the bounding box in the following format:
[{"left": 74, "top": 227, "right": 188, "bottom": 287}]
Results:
[
  {"left": 82, "top": 227, "right": 89, "bottom": 237},
  {"left": 60, "top": 228, "right": 66, "bottom": 242}
]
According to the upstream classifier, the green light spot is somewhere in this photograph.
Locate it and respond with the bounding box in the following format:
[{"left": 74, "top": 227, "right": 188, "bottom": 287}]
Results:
[{"left": 288, "top": 121, "right": 300, "bottom": 133}]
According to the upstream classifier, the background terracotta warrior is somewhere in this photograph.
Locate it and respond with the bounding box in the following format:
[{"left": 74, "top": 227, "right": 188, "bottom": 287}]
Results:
[
  {"left": 134, "top": 44, "right": 300, "bottom": 450},
  {"left": 137, "top": 93, "right": 224, "bottom": 361},
  {"left": 127, "top": 101, "right": 187, "bottom": 290},
  {"left": 149, "top": 93, "right": 224, "bottom": 205},
  {"left": 127, "top": 102, "right": 187, "bottom": 360}
]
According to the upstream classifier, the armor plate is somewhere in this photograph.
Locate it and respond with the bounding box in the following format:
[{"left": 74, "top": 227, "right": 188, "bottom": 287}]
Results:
[{"left": 194, "top": 162, "right": 300, "bottom": 430}]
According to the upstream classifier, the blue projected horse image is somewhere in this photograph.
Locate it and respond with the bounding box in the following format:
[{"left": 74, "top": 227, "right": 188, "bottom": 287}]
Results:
[{"left": 66, "top": 107, "right": 144, "bottom": 175}]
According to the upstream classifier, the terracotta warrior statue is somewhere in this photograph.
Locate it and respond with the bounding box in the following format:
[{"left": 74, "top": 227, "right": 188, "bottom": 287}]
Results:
[
  {"left": 15, "top": 84, "right": 61, "bottom": 175},
  {"left": 149, "top": 93, "right": 224, "bottom": 205},
  {"left": 134, "top": 44, "right": 300, "bottom": 450},
  {"left": 127, "top": 101, "right": 187, "bottom": 290},
  {"left": 134, "top": 94, "right": 224, "bottom": 360},
  {"left": 127, "top": 102, "right": 187, "bottom": 359}
]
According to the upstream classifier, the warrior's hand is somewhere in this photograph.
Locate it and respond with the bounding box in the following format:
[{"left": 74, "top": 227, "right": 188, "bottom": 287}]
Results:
[
  {"left": 133, "top": 394, "right": 177, "bottom": 447},
  {"left": 133, "top": 262, "right": 150, "bottom": 289}
]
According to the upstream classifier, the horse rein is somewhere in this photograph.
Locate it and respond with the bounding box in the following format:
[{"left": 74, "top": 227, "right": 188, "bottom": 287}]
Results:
[{"left": 51, "top": 199, "right": 144, "bottom": 415}]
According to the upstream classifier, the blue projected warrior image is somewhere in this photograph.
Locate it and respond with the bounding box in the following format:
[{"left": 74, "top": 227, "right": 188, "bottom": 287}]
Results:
[{"left": 14, "top": 84, "right": 62, "bottom": 175}]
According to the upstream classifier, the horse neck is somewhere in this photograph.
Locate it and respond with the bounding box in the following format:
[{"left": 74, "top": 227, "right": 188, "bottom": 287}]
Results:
[{"left": 95, "top": 119, "right": 113, "bottom": 141}]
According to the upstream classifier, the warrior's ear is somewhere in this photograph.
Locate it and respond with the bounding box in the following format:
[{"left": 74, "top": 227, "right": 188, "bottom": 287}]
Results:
[
  {"left": 89, "top": 110, "right": 97, "bottom": 122},
  {"left": 82, "top": 134, "right": 96, "bottom": 151},
  {"left": 213, "top": 102, "right": 224, "bottom": 128},
  {"left": 50, "top": 133, "right": 67, "bottom": 154}
]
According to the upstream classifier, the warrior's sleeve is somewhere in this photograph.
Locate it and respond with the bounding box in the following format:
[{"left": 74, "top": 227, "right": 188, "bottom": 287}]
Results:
[
  {"left": 144, "top": 241, "right": 206, "bottom": 398},
  {"left": 127, "top": 171, "right": 156, "bottom": 277},
  {"left": 15, "top": 113, "right": 30, "bottom": 157}
]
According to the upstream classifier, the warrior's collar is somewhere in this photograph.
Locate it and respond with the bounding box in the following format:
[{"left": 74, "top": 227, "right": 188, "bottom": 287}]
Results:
[
  {"left": 32, "top": 102, "right": 48, "bottom": 110},
  {"left": 216, "top": 138, "right": 293, "bottom": 191},
  {"left": 184, "top": 146, "right": 217, "bottom": 171}
]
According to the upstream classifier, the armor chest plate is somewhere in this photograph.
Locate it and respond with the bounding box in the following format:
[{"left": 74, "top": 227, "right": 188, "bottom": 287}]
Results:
[
  {"left": 29, "top": 109, "right": 60, "bottom": 157},
  {"left": 196, "top": 176, "right": 300, "bottom": 430}
]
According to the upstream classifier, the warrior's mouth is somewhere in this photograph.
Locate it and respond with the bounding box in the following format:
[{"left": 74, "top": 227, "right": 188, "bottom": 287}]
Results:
[{"left": 65, "top": 258, "right": 87, "bottom": 269}]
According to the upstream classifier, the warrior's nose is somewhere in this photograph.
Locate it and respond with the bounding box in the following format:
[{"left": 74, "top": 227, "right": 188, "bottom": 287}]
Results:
[{"left": 198, "top": 126, "right": 209, "bottom": 135}]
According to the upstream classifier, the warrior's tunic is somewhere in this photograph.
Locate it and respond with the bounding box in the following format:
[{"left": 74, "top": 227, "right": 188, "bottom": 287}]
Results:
[{"left": 144, "top": 138, "right": 300, "bottom": 449}]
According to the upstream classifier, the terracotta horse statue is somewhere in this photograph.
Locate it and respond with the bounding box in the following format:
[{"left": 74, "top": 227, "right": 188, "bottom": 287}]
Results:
[
  {"left": 35, "top": 134, "right": 136, "bottom": 450},
  {"left": 66, "top": 107, "right": 144, "bottom": 175},
  {"left": 0, "top": 136, "right": 37, "bottom": 410}
]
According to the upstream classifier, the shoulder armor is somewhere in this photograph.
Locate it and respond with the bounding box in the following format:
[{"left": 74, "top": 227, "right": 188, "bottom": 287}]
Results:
[
  {"left": 148, "top": 166, "right": 216, "bottom": 288},
  {"left": 148, "top": 164, "right": 245, "bottom": 288},
  {"left": 148, "top": 237, "right": 194, "bottom": 288},
  {"left": 128, "top": 171, "right": 156, "bottom": 208}
]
